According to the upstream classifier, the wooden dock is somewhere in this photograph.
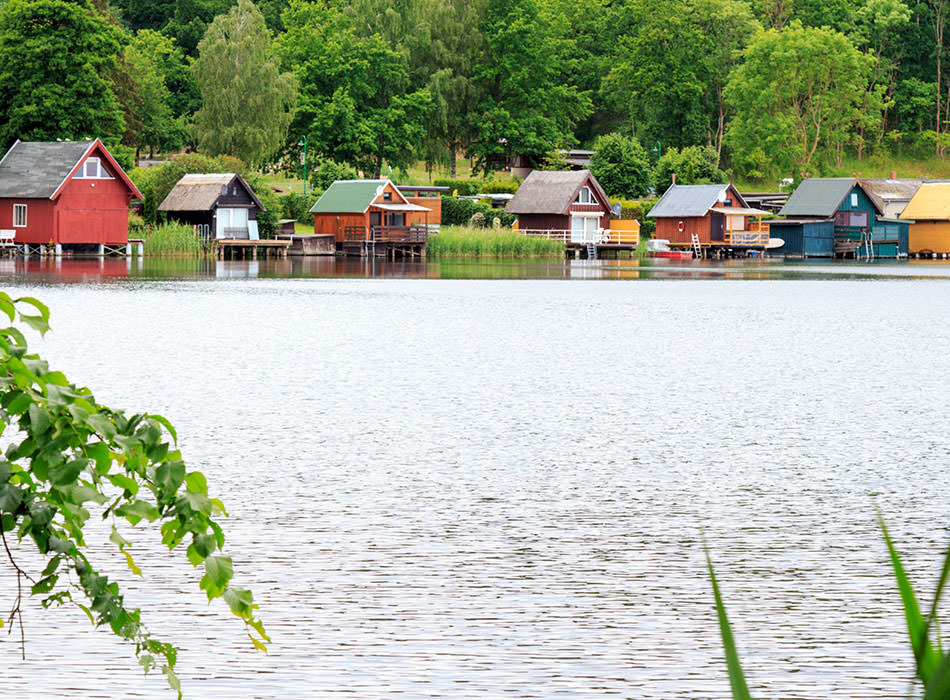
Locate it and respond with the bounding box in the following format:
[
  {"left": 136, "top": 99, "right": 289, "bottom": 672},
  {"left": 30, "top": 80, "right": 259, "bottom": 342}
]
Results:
[
  {"left": 340, "top": 225, "right": 427, "bottom": 259},
  {"left": 215, "top": 239, "right": 292, "bottom": 260}
]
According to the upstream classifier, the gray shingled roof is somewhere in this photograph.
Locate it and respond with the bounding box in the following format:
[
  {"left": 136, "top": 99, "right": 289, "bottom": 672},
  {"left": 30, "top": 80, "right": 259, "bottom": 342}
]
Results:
[
  {"left": 158, "top": 174, "right": 264, "bottom": 212},
  {"left": 505, "top": 170, "right": 609, "bottom": 215},
  {"left": 647, "top": 184, "right": 739, "bottom": 218},
  {"left": 0, "top": 140, "right": 95, "bottom": 198},
  {"left": 778, "top": 178, "right": 857, "bottom": 217}
]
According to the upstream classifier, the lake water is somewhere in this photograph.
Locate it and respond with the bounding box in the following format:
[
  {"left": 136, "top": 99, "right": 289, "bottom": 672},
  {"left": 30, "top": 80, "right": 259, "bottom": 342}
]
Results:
[{"left": 2, "top": 256, "right": 950, "bottom": 699}]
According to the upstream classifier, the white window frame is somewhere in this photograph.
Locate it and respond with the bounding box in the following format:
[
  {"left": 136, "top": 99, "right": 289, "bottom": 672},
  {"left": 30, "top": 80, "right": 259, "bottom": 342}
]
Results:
[
  {"left": 75, "top": 157, "right": 114, "bottom": 179},
  {"left": 570, "top": 214, "right": 600, "bottom": 243},
  {"left": 576, "top": 187, "right": 595, "bottom": 204},
  {"left": 12, "top": 203, "right": 26, "bottom": 228},
  {"left": 850, "top": 192, "right": 859, "bottom": 207}
]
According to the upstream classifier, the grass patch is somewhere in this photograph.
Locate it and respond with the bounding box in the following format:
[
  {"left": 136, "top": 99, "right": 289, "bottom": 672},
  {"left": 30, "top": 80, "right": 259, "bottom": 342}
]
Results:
[
  {"left": 141, "top": 222, "right": 207, "bottom": 257},
  {"left": 428, "top": 225, "right": 565, "bottom": 258}
]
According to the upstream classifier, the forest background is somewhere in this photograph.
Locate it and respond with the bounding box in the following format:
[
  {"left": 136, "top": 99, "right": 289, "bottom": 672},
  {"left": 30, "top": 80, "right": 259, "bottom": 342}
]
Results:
[{"left": 2, "top": 0, "right": 950, "bottom": 198}]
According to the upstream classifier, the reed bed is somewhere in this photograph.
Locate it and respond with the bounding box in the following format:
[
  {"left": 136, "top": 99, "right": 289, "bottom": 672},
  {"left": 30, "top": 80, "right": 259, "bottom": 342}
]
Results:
[
  {"left": 141, "top": 222, "right": 208, "bottom": 256},
  {"left": 428, "top": 225, "right": 564, "bottom": 258}
]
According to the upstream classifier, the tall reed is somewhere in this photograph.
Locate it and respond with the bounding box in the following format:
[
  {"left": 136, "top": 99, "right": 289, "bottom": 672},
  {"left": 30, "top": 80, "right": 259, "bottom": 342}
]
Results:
[
  {"left": 427, "top": 225, "right": 564, "bottom": 258},
  {"left": 141, "top": 222, "right": 207, "bottom": 256},
  {"left": 706, "top": 514, "right": 950, "bottom": 699}
]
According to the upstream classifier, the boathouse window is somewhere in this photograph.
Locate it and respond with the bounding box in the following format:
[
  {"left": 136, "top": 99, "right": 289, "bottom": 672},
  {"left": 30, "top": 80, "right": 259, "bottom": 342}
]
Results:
[
  {"left": 383, "top": 191, "right": 392, "bottom": 201},
  {"left": 576, "top": 187, "right": 595, "bottom": 204},
  {"left": 76, "top": 157, "right": 113, "bottom": 179},
  {"left": 850, "top": 192, "right": 859, "bottom": 207},
  {"left": 12, "top": 203, "right": 26, "bottom": 227}
]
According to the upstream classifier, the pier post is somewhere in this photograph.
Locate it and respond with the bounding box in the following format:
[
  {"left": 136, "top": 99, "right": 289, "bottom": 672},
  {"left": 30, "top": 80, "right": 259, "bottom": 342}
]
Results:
[
  {"left": 98, "top": 244, "right": 105, "bottom": 257},
  {"left": 125, "top": 242, "right": 132, "bottom": 256},
  {"left": 137, "top": 242, "right": 144, "bottom": 257},
  {"left": 54, "top": 244, "right": 62, "bottom": 257}
]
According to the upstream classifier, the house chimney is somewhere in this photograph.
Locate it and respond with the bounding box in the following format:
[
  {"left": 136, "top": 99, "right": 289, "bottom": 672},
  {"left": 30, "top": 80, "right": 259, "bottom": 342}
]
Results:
[{"left": 672, "top": 173, "right": 676, "bottom": 184}]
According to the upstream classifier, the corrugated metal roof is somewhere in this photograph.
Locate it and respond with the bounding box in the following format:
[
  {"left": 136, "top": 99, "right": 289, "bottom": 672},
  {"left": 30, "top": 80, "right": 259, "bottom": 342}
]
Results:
[
  {"left": 647, "top": 184, "right": 733, "bottom": 218},
  {"left": 310, "top": 179, "right": 392, "bottom": 214},
  {"left": 0, "top": 140, "right": 95, "bottom": 198},
  {"left": 505, "top": 170, "right": 609, "bottom": 215},
  {"left": 778, "top": 178, "right": 855, "bottom": 217},
  {"left": 157, "top": 173, "right": 264, "bottom": 212},
  {"left": 900, "top": 182, "right": 950, "bottom": 220}
]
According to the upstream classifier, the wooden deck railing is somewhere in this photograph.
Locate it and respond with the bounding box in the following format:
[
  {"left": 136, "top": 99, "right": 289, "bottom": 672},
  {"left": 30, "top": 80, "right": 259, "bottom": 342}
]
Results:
[
  {"left": 724, "top": 222, "right": 770, "bottom": 246},
  {"left": 343, "top": 225, "right": 428, "bottom": 243},
  {"left": 519, "top": 229, "right": 571, "bottom": 242},
  {"left": 603, "top": 228, "right": 640, "bottom": 245}
]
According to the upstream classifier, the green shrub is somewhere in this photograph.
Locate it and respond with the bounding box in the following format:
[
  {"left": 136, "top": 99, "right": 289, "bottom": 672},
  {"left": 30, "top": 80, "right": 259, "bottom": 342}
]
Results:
[
  {"left": 441, "top": 196, "right": 517, "bottom": 227},
  {"left": 280, "top": 191, "right": 320, "bottom": 222},
  {"left": 480, "top": 177, "right": 519, "bottom": 194},
  {"left": 433, "top": 178, "right": 481, "bottom": 196}
]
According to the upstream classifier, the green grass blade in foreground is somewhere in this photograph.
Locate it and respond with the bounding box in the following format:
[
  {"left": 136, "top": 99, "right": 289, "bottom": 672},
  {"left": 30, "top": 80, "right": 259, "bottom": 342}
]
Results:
[
  {"left": 878, "top": 512, "right": 942, "bottom": 682},
  {"left": 705, "top": 546, "right": 754, "bottom": 700},
  {"left": 927, "top": 537, "right": 950, "bottom": 655},
  {"left": 922, "top": 653, "right": 950, "bottom": 700}
]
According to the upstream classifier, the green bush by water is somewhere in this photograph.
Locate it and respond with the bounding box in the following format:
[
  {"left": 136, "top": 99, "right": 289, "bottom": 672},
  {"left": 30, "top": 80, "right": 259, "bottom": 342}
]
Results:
[
  {"left": 428, "top": 226, "right": 564, "bottom": 258},
  {"left": 141, "top": 222, "right": 206, "bottom": 256}
]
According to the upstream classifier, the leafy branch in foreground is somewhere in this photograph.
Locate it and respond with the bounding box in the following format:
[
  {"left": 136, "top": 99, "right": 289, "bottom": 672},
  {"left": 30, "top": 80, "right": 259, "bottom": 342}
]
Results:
[
  {"left": 706, "top": 516, "right": 950, "bottom": 700},
  {"left": 0, "top": 293, "right": 267, "bottom": 697}
]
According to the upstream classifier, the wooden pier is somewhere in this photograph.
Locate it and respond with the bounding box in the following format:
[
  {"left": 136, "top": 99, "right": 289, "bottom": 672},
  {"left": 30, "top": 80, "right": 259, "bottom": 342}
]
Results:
[
  {"left": 340, "top": 225, "right": 427, "bottom": 259},
  {"left": 215, "top": 239, "right": 292, "bottom": 260}
]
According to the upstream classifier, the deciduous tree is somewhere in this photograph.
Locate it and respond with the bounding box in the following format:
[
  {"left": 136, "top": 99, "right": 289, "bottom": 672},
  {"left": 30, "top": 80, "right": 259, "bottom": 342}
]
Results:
[
  {"left": 725, "top": 22, "right": 878, "bottom": 177},
  {"left": 0, "top": 0, "right": 125, "bottom": 148},
  {"left": 589, "top": 132, "right": 653, "bottom": 198},
  {"left": 192, "top": 0, "right": 297, "bottom": 168}
]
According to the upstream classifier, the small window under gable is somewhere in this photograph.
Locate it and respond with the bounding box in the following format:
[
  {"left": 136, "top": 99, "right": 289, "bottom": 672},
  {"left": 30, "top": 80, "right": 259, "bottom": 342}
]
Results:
[
  {"left": 577, "top": 186, "right": 595, "bottom": 204},
  {"left": 850, "top": 192, "right": 859, "bottom": 207},
  {"left": 383, "top": 191, "right": 392, "bottom": 201},
  {"left": 76, "top": 157, "right": 113, "bottom": 179}
]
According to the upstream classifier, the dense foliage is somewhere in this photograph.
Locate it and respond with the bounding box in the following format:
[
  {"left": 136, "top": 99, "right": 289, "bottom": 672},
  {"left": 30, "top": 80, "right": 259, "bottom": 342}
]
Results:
[
  {"left": 0, "top": 295, "right": 266, "bottom": 696},
  {"left": 4, "top": 0, "right": 950, "bottom": 183}
]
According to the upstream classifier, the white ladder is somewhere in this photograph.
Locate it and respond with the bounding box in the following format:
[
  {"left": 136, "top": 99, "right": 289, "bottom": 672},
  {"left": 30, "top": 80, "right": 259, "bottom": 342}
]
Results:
[
  {"left": 691, "top": 233, "right": 702, "bottom": 259},
  {"left": 586, "top": 241, "right": 597, "bottom": 259}
]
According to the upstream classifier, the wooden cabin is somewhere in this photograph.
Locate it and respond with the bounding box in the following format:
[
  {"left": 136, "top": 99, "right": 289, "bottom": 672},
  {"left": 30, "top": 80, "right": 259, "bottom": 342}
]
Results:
[
  {"left": 309, "top": 179, "right": 432, "bottom": 247},
  {"left": 396, "top": 185, "right": 448, "bottom": 229},
  {"left": 901, "top": 183, "right": 950, "bottom": 255},
  {"left": 0, "top": 139, "right": 141, "bottom": 251},
  {"left": 774, "top": 177, "right": 909, "bottom": 258},
  {"left": 158, "top": 173, "right": 265, "bottom": 240},
  {"left": 506, "top": 170, "right": 611, "bottom": 243},
  {"left": 647, "top": 183, "right": 770, "bottom": 246}
]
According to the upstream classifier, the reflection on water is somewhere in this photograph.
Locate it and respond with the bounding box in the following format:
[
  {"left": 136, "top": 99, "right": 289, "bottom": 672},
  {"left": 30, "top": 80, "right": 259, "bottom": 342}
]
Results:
[
  {"left": 1, "top": 264, "right": 950, "bottom": 699},
  {"left": 5, "top": 254, "right": 950, "bottom": 284}
]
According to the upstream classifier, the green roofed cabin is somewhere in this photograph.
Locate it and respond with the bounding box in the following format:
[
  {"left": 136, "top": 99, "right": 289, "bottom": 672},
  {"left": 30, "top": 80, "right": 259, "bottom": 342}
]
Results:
[
  {"left": 309, "top": 179, "right": 433, "bottom": 254},
  {"left": 771, "top": 177, "right": 910, "bottom": 259}
]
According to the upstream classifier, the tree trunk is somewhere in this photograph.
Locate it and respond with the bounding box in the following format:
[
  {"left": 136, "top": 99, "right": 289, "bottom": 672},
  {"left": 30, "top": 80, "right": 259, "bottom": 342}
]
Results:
[{"left": 450, "top": 140, "right": 457, "bottom": 178}]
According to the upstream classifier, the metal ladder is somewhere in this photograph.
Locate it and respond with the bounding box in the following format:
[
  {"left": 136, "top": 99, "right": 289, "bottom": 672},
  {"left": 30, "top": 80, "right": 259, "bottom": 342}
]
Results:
[
  {"left": 586, "top": 240, "right": 597, "bottom": 259},
  {"left": 690, "top": 233, "right": 702, "bottom": 259}
]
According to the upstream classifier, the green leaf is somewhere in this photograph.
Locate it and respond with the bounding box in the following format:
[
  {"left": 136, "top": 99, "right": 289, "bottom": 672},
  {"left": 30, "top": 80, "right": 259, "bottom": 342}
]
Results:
[
  {"left": 223, "top": 586, "right": 254, "bottom": 615},
  {"left": 149, "top": 414, "right": 178, "bottom": 445},
  {"left": 28, "top": 403, "right": 50, "bottom": 434},
  {"left": 0, "top": 483, "right": 23, "bottom": 512},
  {"left": 86, "top": 442, "right": 112, "bottom": 475},
  {"left": 200, "top": 555, "right": 233, "bottom": 599},
  {"left": 187, "top": 533, "right": 217, "bottom": 565},
  {"left": 31, "top": 575, "right": 58, "bottom": 594},
  {"left": 20, "top": 314, "right": 50, "bottom": 335},
  {"left": 85, "top": 414, "right": 117, "bottom": 441},
  {"left": 705, "top": 545, "right": 754, "bottom": 700},
  {"left": 0, "top": 298, "right": 14, "bottom": 322},
  {"left": 115, "top": 499, "right": 160, "bottom": 525},
  {"left": 184, "top": 471, "right": 207, "bottom": 495},
  {"left": 49, "top": 459, "right": 85, "bottom": 487},
  {"left": 155, "top": 460, "right": 185, "bottom": 494},
  {"left": 15, "top": 296, "right": 50, "bottom": 322},
  {"left": 107, "top": 472, "right": 139, "bottom": 496}
]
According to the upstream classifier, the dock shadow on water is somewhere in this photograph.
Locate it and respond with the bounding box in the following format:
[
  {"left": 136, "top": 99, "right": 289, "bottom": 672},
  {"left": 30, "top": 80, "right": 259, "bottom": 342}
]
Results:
[{"left": 1, "top": 260, "right": 950, "bottom": 699}]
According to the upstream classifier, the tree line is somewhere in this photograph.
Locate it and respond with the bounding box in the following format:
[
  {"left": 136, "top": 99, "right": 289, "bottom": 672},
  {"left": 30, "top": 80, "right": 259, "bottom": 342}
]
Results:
[{"left": 1, "top": 0, "right": 949, "bottom": 189}]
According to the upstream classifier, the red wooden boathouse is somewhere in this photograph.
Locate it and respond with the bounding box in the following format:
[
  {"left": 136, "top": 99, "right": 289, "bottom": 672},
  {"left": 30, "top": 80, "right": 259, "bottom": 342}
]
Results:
[{"left": 0, "top": 139, "right": 142, "bottom": 250}]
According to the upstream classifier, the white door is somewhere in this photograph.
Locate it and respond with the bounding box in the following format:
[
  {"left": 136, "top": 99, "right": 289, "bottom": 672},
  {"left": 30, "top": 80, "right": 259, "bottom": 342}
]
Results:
[
  {"left": 216, "top": 208, "right": 249, "bottom": 239},
  {"left": 571, "top": 216, "right": 598, "bottom": 243}
]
